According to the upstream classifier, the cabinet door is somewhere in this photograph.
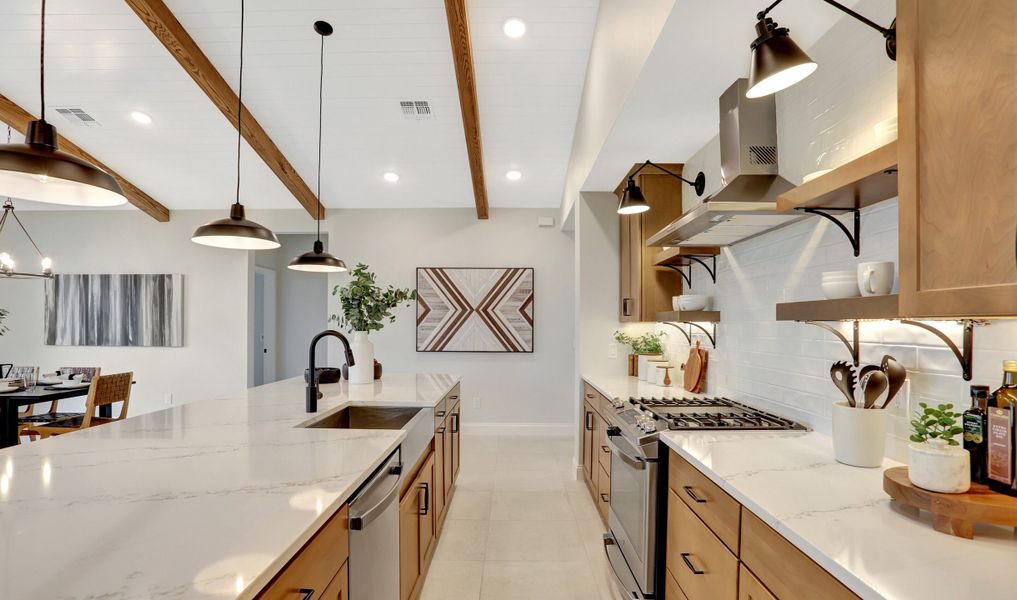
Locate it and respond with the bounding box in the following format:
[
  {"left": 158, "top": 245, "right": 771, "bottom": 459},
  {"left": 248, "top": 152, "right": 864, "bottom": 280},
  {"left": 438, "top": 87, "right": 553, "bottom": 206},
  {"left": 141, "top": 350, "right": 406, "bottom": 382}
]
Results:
[
  {"left": 399, "top": 489, "right": 420, "bottom": 600},
  {"left": 433, "top": 425, "right": 446, "bottom": 524},
  {"left": 897, "top": 0, "right": 1017, "bottom": 317},
  {"left": 619, "top": 214, "right": 641, "bottom": 321},
  {"left": 257, "top": 505, "right": 349, "bottom": 600},
  {"left": 443, "top": 419, "right": 454, "bottom": 499},
  {"left": 666, "top": 489, "right": 738, "bottom": 600},
  {"left": 418, "top": 453, "right": 436, "bottom": 568},
  {"left": 451, "top": 404, "right": 461, "bottom": 480},
  {"left": 320, "top": 560, "right": 349, "bottom": 600},
  {"left": 582, "top": 401, "right": 595, "bottom": 482}
]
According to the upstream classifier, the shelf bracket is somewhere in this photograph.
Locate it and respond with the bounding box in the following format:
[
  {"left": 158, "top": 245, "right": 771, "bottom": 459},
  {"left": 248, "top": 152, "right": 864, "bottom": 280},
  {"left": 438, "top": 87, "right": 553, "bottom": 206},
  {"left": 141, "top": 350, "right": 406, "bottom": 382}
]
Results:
[
  {"left": 802, "top": 320, "right": 859, "bottom": 366},
  {"left": 797, "top": 207, "right": 861, "bottom": 257},
  {"left": 662, "top": 321, "right": 717, "bottom": 348},
  {"left": 900, "top": 320, "right": 977, "bottom": 381},
  {"left": 662, "top": 254, "right": 716, "bottom": 289},
  {"left": 662, "top": 322, "right": 692, "bottom": 345}
]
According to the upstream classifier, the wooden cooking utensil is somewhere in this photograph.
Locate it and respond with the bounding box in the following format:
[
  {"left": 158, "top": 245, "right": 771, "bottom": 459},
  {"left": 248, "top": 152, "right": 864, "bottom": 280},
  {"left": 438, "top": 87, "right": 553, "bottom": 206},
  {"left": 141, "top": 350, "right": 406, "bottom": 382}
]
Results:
[
  {"left": 829, "top": 361, "right": 857, "bottom": 407},
  {"left": 861, "top": 370, "right": 888, "bottom": 409},
  {"left": 880, "top": 355, "right": 907, "bottom": 409}
]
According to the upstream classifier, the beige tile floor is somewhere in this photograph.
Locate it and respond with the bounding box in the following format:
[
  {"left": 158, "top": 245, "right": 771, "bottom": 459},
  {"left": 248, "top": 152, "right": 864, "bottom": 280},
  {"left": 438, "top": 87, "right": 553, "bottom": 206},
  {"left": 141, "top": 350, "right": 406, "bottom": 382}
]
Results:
[{"left": 419, "top": 433, "right": 621, "bottom": 600}]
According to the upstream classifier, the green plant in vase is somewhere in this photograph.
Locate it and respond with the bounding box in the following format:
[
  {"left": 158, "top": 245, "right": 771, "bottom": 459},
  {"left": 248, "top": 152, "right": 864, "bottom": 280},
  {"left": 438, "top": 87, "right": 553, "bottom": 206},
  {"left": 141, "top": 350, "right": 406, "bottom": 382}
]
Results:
[
  {"left": 907, "top": 402, "right": 971, "bottom": 494},
  {"left": 331, "top": 264, "right": 416, "bottom": 383},
  {"left": 614, "top": 330, "right": 667, "bottom": 376}
]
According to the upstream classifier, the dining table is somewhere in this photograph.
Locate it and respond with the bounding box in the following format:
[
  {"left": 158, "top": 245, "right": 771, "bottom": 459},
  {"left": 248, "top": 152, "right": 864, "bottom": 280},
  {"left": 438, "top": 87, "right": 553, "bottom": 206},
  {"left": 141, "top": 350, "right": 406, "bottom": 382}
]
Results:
[{"left": 0, "top": 385, "right": 111, "bottom": 449}]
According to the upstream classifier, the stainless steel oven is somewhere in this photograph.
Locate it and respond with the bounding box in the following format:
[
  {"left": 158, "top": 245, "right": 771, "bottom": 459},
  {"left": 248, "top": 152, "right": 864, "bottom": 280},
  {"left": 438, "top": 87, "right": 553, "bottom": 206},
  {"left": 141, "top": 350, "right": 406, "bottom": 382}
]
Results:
[{"left": 602, "top": 414, "right": 660, "bottom": 599}]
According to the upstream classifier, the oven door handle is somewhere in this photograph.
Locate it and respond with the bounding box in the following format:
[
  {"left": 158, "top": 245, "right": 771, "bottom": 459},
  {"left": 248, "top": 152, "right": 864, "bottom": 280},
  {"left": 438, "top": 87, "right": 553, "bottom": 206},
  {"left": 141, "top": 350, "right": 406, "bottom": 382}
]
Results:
[{"left": 605, "top": 431, "right": 653, "bottom": 469}]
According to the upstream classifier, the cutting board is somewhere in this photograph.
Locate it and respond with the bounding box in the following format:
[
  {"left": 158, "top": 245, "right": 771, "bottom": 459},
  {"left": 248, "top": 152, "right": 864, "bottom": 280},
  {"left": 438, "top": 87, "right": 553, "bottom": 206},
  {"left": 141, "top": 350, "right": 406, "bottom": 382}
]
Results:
[{"left": 682, "top": 342, "right": 708, "bottom": 393}]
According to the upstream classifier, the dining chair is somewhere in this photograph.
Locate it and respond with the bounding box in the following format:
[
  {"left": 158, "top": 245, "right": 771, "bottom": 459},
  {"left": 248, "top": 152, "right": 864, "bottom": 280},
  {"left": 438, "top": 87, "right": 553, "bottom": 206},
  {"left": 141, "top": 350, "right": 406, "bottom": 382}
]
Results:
[
  {"left": 18, "top": 367, "right": 101, "bottom": 442},
  {"left": 0, "top": 364, "right": 11, "bottom": 378},
  {"left": 34, "top": 372, "right": 133, "bottom": 438}
]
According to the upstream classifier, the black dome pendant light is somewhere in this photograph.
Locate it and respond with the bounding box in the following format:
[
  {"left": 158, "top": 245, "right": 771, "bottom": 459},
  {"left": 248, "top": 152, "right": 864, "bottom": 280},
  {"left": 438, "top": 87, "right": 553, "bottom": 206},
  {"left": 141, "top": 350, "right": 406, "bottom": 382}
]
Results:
[
  {"left": 0, "top": 0, "right": 126, "bottom": 207},
  {"left": 617, "top": 161, "right": 706, "bottom": 215},
  {"left": 192, "top": 0, "right": 280, "bottom": 251},
  {"left": 289, "top": 20, "right": 347, "bottom": 273}
]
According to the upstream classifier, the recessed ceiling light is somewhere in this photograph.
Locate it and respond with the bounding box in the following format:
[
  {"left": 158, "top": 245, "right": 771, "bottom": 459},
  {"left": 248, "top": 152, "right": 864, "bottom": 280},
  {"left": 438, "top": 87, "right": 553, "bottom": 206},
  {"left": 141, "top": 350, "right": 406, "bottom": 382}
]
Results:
[
  {"left": 503, "top": 18, "right": 526, "bottom": 39},
  {"left": 505, "top": 170, "right": 522, "bottom": 181},
  {"left": 130, "top": 111, "right": 152, "bottom": 125},
  {"left": 383, "top": 171, "right": 400, "bottom": 183}
]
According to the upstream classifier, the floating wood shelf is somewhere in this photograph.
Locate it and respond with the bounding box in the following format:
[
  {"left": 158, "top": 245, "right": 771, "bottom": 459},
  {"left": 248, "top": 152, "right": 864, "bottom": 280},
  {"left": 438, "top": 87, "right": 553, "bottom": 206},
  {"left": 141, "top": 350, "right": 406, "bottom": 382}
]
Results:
[
  {"left": 883, "top": 466, "right": 1017, "bottom": 539},
  {"left": 655, "top": 310, "right": 720, "bottom": 323},
  {"left": 776, "top": 295, "right": 900, "bottom": 322},
  {"left": 777, "top": 142, "right": 898, "bottom": 213},
  {"left": 652, "top": 246, "right": 721, "bottom": 266}
]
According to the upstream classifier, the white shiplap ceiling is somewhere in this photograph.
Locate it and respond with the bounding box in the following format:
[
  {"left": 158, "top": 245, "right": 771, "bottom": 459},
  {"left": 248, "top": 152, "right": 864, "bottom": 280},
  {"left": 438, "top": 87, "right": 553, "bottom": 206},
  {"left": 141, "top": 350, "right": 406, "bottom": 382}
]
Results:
[{"left": 0, "top": 0, "right": 597, "bottom": 212}]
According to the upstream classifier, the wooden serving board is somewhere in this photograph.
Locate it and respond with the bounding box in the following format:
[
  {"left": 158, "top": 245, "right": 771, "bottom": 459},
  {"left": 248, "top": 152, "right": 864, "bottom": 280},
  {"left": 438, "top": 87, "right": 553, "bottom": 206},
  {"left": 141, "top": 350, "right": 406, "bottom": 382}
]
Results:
[{"left": 882, "top": 466, "right": 1017, "bottom": 539}]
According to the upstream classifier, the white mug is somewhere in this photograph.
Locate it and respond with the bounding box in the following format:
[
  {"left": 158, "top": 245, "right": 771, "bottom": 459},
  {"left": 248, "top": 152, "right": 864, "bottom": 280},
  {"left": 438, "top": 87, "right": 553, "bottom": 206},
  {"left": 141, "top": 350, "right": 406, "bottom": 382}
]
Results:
[{"left": 857, "top": 261, "right": 894, "bottom": 296}]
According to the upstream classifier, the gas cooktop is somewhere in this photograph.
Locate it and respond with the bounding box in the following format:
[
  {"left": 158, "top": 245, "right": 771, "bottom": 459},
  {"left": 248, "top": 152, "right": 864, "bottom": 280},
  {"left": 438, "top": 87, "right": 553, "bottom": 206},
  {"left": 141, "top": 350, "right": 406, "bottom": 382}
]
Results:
[{"left": 614, "top": 396, "right": 807, "bottom": 434}]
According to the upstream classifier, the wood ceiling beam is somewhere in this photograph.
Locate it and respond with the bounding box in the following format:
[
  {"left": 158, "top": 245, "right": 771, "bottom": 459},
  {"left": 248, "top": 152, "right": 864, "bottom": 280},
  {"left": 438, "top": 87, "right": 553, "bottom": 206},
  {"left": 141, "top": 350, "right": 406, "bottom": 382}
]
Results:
[
  {"left": 0, "top": 94, "right": 170, "bottom": 222},
  {"left": 444, "top": 0, "right": 489, "bottom": 220},
  {"left": 124, "top": 0, "right": 322, "bottom": 219}
]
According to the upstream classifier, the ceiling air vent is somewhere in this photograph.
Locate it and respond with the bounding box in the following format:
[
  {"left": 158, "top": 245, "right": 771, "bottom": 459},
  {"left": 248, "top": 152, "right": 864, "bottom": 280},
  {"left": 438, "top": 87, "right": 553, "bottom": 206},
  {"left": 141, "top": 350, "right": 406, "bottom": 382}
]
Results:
[
  {"left": 400, "top": 100, "right": 433, "bottom": 119},
  {"left": 54, "top": 107, "right": 101, "bottom": 128}
]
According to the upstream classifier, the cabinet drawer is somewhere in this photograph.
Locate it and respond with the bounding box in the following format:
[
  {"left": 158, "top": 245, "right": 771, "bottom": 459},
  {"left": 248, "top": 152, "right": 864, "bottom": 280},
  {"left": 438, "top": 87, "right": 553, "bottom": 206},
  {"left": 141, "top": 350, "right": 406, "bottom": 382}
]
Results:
[
  {"left": 740, "top": 509, "right": 858, "bottom": 600},
  {"left": 665, "top": 567, "right": 690, "bottom": 600},
  {"left": 257, "top": 505, "right": 350, "bottom": 599},
  {"left": 669, "top": 451, "right": 740, "bottom": 553},
  {"left": 739, "top": 564, "right": 776, "bottom": 600},
  {"left": 597, "top": 420, "right": 611, "bottom": 475},
  {"left": 666, "top": 489, "right": 737, "bottom": 600},
  {"left": 320, "top": 560, "right": 348, "bottom": 600},
  {"left": 433, "top": 397, "right": 447, "bottom": 427},
  {"left": 597, "top": 464, "right": 610, "bottom": 523},
  {"left": 445, "top": 384, "right": 461, "bottom": 409}
]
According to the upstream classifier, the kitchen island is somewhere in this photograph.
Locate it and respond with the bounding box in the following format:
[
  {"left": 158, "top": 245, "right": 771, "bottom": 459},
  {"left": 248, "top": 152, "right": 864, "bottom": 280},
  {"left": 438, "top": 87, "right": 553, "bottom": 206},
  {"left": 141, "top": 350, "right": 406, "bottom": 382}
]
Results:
[
  {"left": 582, "top": 373, "right": 1017, "bottom": 600},
  {"left": 0, "top": 372, "right": 460, "bottom": 600}
]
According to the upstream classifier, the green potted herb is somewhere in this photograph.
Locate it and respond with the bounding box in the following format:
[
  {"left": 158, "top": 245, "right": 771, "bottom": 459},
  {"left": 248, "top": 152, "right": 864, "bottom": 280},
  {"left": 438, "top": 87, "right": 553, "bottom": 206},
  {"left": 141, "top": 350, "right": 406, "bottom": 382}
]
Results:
[
  {"left": 907, "top": 402, "right": 970, "bottom": 493},
  {"left": 614, "top": 331, "right": 667, "bottom": 378},
  {"left": 331, "top": 264, "right": 415, "bottom": 384}
]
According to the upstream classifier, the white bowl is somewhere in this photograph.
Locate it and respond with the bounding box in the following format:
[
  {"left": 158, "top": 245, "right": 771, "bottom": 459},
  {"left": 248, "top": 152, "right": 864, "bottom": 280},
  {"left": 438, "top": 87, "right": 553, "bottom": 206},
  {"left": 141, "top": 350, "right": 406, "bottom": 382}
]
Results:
[
  {"left": 822, "top": 270, "right": 856, "bottom": 280},
  {"left": 678, "top": 295, "right": 709, "bottom": 311},
  {"left": 672, "top": 296, "right": 681, "bottom": 311},
  {"left": 822, "top": 279, "right": 860, "bottom": 299}
]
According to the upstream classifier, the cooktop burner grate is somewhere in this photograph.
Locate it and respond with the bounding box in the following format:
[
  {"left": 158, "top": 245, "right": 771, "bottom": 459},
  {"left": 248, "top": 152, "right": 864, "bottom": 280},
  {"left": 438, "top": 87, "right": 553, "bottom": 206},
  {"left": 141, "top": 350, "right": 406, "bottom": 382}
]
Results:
[{"left": 628, "top": 396, "right": 807, "bottom": 431}]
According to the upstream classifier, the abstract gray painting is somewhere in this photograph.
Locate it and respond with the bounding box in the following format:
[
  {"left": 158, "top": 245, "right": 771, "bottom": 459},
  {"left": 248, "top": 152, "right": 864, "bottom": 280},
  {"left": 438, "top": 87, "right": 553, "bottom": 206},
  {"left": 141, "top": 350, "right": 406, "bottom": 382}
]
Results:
[{"left": 44, "top": 274, "right": 183, "bottom": 347}]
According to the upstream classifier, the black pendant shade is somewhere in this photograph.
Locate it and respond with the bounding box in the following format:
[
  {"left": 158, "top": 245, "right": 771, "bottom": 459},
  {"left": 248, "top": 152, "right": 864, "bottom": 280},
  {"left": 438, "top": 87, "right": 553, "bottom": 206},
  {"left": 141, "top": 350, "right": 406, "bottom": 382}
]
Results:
[
  {"left": 746, "top": 17, "right": 817, "bottom": 99},
  {"left": 288, "top": 20, "right": 347, "bottom": 273},
  {"left": 0, "top": 0, "right": 126, "bottom": 207},
  {"left": 191, "top": 0, "right": 279, "bottom": 251},
  {"left": 617, "top": 178, "right": 650, "bottom": 215}
]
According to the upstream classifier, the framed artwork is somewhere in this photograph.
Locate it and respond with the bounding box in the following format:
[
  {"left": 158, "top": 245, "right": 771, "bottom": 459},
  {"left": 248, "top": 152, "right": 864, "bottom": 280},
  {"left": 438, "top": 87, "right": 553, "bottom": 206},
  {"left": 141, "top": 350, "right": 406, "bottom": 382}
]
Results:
[
  {"left": 44, "top": 274, "right": 184, "bottom": 347},
  {"left": 416, "top": 267, "right": 533, "bottom": 353}
]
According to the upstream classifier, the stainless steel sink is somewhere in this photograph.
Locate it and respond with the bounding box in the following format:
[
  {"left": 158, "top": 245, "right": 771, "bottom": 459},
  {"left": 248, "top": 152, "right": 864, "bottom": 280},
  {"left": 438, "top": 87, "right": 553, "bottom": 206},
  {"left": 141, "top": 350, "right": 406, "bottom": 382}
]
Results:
[{"left": 305, "top": 406, "right": 422, "bottom": 430}]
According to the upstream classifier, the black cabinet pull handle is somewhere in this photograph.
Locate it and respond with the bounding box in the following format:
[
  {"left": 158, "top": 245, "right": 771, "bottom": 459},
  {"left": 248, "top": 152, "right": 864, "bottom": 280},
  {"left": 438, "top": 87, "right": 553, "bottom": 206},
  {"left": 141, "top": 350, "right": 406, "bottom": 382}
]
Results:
[
  {"left": 601, "top": 445, "right": 610, "bottom": 453},
  {"left": 681, "top": 553, "right": 704, "bottom": 575},
  {"left": 683, "top": 485, "right": 707, "bottom": 503},
  {"left": 436, "top": 410, "right": 446, "bottom": 417},
  {"left": 449, "top": 395, "right": 459, "bottom": 400},
  {"left": 451, "top": 414, "right": 459, "bottom": 433},
  {"left": 600, "top": 493, "right": 609, "bottom": 503},
  {"left": 298, "top": 589, "right": 314, "bottom": 600},
  {"left": 436, "top": 426, "right": 446, "bottom": 434},
  {"left": 622, "top": 298, "right": 631, "bottom": 316},
  {"left": 585, "top": 411, "right": 593, "bottom": 431},
  {"left": 586, "top": 393, "right": 595, "bottom": 399},
  {"left": 420, "top": 482, "right": 430, "bottom": 515}
]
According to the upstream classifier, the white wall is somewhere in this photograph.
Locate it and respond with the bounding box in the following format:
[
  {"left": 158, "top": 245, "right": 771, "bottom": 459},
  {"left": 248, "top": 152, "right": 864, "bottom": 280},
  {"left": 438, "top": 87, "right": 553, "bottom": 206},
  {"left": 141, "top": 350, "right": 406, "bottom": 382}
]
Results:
[{"left": 0, "top": 207, "right": 575, "bottom": 431}]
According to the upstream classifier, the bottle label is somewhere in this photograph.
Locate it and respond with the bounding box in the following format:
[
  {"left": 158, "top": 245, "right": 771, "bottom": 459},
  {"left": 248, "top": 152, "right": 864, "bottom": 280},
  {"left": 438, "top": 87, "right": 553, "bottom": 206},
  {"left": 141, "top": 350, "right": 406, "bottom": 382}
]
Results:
[
  {"left": 987, "top": 407, "right": 1012, "bottom": 484},
  {"left": 963, "top": 413, "right": 984, "bottom": 445}
]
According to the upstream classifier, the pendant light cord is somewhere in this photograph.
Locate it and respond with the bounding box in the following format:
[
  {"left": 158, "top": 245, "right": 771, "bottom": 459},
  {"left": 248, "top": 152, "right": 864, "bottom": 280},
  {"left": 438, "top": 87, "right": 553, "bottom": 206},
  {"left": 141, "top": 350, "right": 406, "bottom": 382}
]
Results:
[
  {"left": 39, "top": 0, "right": 46, "bottom": 120},
  {"left": 316, "top": 31, "right": 325, "bottom": 239},
  {"left": 234, "top": 0, "right": 245, "bottom": 207}
]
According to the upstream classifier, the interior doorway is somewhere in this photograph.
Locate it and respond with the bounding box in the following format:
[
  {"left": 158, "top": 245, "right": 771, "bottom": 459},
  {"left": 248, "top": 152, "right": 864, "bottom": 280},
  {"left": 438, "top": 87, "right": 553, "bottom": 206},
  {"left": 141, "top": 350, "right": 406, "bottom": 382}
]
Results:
[{"left": 253, "top": 267, "right": 277, "bottom": 386}]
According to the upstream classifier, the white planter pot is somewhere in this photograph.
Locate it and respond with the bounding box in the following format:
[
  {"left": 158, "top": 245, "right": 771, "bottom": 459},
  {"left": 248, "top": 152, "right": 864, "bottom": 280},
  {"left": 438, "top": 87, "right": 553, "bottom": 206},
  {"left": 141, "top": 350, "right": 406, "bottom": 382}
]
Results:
[
  {"left": 349, "top": 331, "right": 375, "bottom": 385},
  {"left": 831, "top": 402, "right": 887, "bottom": 468},
  {"left": 908, "top": 440, "right": 971, "bottom": 494}
]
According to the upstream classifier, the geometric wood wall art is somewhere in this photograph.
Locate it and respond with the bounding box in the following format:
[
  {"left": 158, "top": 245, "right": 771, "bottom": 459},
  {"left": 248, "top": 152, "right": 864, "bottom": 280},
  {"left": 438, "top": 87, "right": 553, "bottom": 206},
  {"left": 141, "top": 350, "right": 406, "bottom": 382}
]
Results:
[
  {"left": 44, "top": 274, "right": 184, "bottom": 347},
  {"left": 416, "top": 267, "right": 533, "bottom": 352}
]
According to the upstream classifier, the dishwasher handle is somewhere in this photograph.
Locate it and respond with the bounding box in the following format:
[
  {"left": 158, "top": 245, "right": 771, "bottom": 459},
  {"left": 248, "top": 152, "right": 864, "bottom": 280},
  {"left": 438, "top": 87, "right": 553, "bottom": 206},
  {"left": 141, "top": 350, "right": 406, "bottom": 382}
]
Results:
[{"left": 349, "top": 462, "right": 402, "bottom": 531}]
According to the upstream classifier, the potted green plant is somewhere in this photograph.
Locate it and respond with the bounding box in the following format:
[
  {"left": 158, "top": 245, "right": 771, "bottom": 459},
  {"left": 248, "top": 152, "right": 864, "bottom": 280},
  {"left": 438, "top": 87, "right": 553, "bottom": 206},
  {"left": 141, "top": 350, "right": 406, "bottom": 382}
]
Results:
[
  {"left": 331, "top": 264, "right": 415, "bottom": 384},
  {"left": 907, "top": 402, "right": 970, "bottom": 493},
  {"left": 614, "top": 331, "right": 667, "bottom": 378},
  {"left": 0, "top": 308, "right": 7, "bottom": 336}
]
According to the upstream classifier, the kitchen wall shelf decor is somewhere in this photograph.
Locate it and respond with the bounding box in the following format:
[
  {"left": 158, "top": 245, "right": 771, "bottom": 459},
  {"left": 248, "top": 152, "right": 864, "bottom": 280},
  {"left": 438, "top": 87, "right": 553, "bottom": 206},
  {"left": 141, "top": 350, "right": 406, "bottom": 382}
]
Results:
[
  {"left": 661, "top": 320, "right": 717, "bottom": 348},
  {"left": 776, "top": 142, "right": 898, "bottom": 257},
  {"left": 653, "top": 246, "right": 720, "bottom": 288},
  {"left": 44, "top": 274, "right": 183, "bottom": 347},
  {"left": 416, "top": 267, "right": 533, "bottom": 353}
]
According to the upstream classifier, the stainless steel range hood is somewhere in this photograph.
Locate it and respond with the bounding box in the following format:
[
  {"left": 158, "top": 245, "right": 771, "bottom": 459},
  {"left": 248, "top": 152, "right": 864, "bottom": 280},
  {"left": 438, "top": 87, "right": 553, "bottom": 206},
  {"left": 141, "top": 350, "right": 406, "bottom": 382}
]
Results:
[{"left": 646, "top": 78, "right": 802, "bottom": 247}]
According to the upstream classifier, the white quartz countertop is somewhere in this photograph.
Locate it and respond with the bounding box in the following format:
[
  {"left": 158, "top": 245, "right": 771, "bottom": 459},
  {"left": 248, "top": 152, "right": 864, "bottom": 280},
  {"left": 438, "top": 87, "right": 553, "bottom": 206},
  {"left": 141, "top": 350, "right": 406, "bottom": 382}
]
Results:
[
  {"left": 582, "top": 373, "right": 1017, "bottom": 600},
  {"left": 0, "top": 372, "right": 460, "bottom": 600}
]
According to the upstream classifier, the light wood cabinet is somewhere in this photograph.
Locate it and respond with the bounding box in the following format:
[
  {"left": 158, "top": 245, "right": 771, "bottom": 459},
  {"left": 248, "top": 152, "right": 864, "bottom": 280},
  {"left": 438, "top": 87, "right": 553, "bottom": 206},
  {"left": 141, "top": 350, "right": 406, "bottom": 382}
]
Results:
[
  {"left": 399, "top": 483, "right": 421, "bottom": 600},
  {"left": 257, "top": 505, "right": 349, "bottom": 600},
  {"left": 433, "top": 420, "right": 446, "bottom": 530},
  {"left": 618, "top": 165, "right": 686, "bottom": 322},
  {"left": 738, "top": 564, "right": 776, "bottom": 600},
  {"left": 897, "top": 0, "right": 1017, "bottom": 317},
  {"left": 581, "top": 399, "right": 596, "bottom": 483},
  {"left": 417, "top": 453, "right": 435, "bottom": 570},
  {"left": 669, "top": 453, "right": 741, "bottom": 553},
  {"left": 451, "top": 401, "right": 461, "bottom": 480},
  {"left": 596, "top": 463, "right": 610, "bottom": 523},
  {"left": 320, "top": 560, "right": 349, "bottom": 600},
  {"left": 666, "top": 489, "right": 738, "bottom": 600}
]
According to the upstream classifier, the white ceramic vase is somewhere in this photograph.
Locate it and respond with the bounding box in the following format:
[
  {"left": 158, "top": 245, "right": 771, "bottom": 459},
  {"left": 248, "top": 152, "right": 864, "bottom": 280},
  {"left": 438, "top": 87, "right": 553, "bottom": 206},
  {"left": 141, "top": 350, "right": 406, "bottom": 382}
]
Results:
[
  {"left": 637, "top": 354, "right": 662, "bottom": 381},
  {"left": 831, "top": 402, "right": 887, "bottom": 468},
  {"left": 907, "top": 439, "right": 971, "bottom": 494},
  {"left": 349, "top": 331, "right": 375, "bottom": 385}
]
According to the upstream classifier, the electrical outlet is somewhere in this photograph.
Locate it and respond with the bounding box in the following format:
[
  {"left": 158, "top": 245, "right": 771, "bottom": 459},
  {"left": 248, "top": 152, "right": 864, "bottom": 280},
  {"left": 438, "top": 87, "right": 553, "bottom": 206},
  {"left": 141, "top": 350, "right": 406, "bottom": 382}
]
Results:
[
  {"left": 608, "top": 343, "right": 618, "bottom": 359},
  {"left": 164, "top": 393, "right": 174, "bottom": 405},
  {"left": 472, "top": 397, "right": 481, "bottom": 409}
]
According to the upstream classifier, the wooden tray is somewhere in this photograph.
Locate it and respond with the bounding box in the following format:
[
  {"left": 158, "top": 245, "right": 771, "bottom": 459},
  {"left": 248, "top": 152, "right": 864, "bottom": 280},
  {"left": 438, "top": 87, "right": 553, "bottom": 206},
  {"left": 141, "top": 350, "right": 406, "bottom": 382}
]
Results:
[{"left": 883, "top": 466, "right": 1017, "bottom": 538}]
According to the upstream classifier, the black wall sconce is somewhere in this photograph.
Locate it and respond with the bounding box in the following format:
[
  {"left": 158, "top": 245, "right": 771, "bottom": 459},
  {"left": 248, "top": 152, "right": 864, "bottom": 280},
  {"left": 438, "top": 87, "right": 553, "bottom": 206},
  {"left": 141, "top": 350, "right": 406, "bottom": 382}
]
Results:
[
  {"left": 746, "top": 0, "right": 896, "bottom": 99},
  {"left": 617, "top": 161, "right": 706, "bottom": 215}
]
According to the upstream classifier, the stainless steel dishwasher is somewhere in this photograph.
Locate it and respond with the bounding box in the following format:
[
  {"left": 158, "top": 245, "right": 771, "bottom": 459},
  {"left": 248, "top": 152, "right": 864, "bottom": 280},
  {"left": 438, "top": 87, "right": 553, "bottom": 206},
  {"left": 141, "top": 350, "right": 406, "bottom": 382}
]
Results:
[{"left": 348, "top": 448, "right": 402, "bottom": 600}]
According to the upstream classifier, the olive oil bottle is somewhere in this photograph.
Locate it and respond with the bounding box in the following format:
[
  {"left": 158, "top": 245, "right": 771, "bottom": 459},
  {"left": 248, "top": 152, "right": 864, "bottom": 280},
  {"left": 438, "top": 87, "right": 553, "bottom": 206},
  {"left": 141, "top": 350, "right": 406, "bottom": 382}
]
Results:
[
  {"left": 963, "top": 385, "right": 990, "bottom": 484},
  {"left": 987, "top": 361, "right": 1017, "bottom": 496}
]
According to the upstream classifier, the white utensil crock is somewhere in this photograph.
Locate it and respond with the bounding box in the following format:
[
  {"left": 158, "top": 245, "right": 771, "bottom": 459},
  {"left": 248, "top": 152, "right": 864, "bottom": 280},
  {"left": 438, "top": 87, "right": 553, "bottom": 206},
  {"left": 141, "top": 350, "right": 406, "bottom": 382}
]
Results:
[
  {"left": 349, "top": 331, "right": 375, "bottom": 384},
  {"left": 857, "top": 261, "right": 895, "bottom": 296},
  {"left": 831, "top": 402, "right": 887, "bottom": 468},
  {"left": 637, "top": 354, "right": 663, "bottom": 380},
  {"left": 907, "top": 440, "right": 971, "bottom": 494}
]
